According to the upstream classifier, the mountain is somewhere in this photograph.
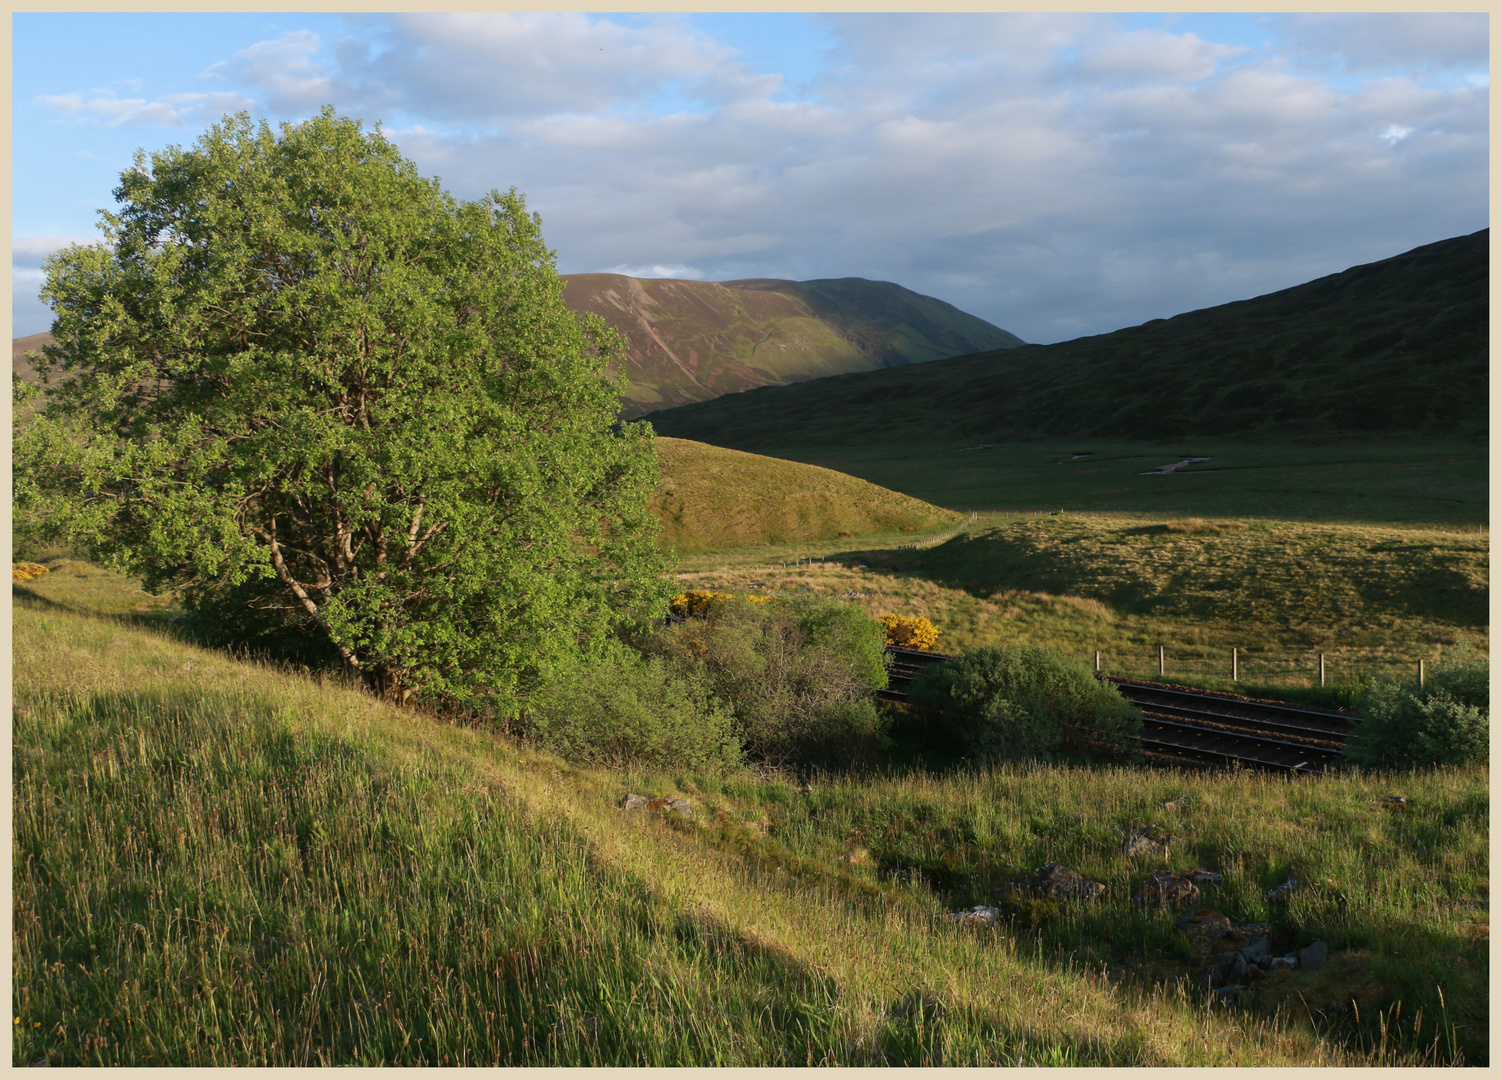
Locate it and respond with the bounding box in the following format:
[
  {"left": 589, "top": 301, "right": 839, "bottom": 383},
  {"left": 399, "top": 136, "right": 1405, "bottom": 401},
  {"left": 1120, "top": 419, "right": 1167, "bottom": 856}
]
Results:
[
  {"left": 652, "top": 436, "right": 960, "bottom": 550},
  {"left": 560, "top": 275, "right": 1024, "bottom": 418},
  {"left": 645, "top": 230, "right": 1488, "bottom": 448}
]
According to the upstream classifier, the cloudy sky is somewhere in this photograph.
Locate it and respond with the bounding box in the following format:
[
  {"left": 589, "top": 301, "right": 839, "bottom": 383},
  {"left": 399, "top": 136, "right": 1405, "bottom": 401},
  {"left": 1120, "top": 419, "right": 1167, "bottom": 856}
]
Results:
[{"left": 12, "top": 12, "right": 1489, "bottom": 344}]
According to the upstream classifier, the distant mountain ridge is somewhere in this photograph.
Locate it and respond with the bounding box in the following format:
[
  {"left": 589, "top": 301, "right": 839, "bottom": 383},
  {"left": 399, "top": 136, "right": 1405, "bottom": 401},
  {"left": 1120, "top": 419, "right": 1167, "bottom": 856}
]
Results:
[
  {"left": 561, "top": 274, "right": 1023, "bottom": 418},
  {"left": 645, "top": 230, "right": 1489, "bottom": 447}
]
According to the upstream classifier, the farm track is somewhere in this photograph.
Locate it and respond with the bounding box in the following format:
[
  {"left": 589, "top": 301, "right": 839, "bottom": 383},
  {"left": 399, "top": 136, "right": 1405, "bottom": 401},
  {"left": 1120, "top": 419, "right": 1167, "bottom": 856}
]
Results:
[{"left": 882, "top": 648, "right": 1360, "bottom": 775}]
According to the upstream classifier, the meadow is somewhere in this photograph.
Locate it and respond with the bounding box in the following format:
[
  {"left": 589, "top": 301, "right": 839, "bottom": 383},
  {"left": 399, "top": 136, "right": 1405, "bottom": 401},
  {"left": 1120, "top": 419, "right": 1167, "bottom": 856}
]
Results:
[{"left": 12, "top": 561, "right": 1487, "bottom": 1065}]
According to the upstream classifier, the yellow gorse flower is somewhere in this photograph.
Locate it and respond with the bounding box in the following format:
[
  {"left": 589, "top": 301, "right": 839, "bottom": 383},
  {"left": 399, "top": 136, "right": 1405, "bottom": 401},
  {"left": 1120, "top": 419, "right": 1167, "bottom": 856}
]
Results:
[
  {"left": 12, "top": 563, "right": 49, "bottom": 584},
  {"left": 880, "top": 613, "right": 940, "bottom": 651},
  {"left": 671, "top": 589, "right": 772, "bottom": 618}
]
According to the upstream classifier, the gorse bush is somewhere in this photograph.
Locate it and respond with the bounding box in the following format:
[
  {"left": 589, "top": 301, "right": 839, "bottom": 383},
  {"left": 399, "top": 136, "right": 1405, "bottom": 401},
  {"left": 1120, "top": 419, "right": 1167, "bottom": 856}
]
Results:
[
  {"left": 647, "top": 596, "right": 890, "bottom": 768},
  {"left": 1346, "top": 644, "right": 1488, "bottom": 770},
  {"left": 906, "top": 643, "right": 1141, "bottom": 764},
  {"left": 880, "top": 614, "right": 941, "bottom": 651},
  {"left": 12, "top": 562, "right": 49, "bottom": 583},
  {"left": 522, "top": 642, "right": 741, "bottom": 773},
  {"left": 671, "top": 589, "right": 771, "bottom": 618}
]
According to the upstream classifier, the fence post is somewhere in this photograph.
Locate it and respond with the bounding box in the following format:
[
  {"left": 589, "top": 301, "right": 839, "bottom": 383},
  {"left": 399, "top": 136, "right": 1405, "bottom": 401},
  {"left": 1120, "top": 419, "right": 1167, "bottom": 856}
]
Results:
[
  {"left": 1420, "top": 659, "right": 1425, "bottom": 688},
  {"left": 1158, "top": 645, "right": 1165, "bottom": 678},
  {"left": 1319, "top": 652, "right": 1325, "bottom": 688},
  {"left": 1095, "top": 650, "right": 1101, "bottom": 674},
  {"left": 1232, "top": 647, "right": 1238, "bottom": 682}
]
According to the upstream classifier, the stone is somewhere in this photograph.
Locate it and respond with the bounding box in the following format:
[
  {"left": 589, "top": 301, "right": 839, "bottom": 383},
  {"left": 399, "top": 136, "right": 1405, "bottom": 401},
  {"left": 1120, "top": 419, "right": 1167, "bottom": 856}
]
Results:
[
  {"left": 1297, "top": 941, "right": 1328, "bottom": 972},
  {"left": 1209, "top": 984, "right": 1245, "bottom": 1005},
  {"left": 1268, "top": 954, "right": 1299, "bottom": 971},
  {"left": 1199, "top": 952, "right": 1251, "bottom": 987},
  {"left": 1176, "top": 910, "right": 1232, "bottom": 949},
  {"left": 1385, "top": 795, "right": 1413, "bottom": 812},
  {"left": 1227, "top": 922, "right": 1273, "bottom": 964},
  {"left": 1185, "top": 867, "right": 1223, "bottom": 886},
  {"left": 1267, "top": 877, "right": 1302, "bottom": 903},
  {"left": 1121, "top": 825, "right": 1186, "bottom": 860},
  {"left": 944, "top": 906, "right": 1002, "bottom": 927},
  {"left": 1163, "top": 795, "right": 1193, "bottom": 811},
  {"left": 620, "top": 793, "right": 693, "bottom": 818},
  {"left": 1017, "top": 861, "right": 1106, "bottom": 901},
  {"left": 1132, "top": 870, "right": 1200, "bottom": 911}
]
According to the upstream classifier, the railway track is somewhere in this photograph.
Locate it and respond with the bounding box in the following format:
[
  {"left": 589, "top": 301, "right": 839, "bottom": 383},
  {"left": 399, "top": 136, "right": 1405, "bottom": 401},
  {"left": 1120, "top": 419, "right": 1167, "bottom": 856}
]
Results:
[{"left": 880, "top": 648, "right": 1360, "bottom": 775}]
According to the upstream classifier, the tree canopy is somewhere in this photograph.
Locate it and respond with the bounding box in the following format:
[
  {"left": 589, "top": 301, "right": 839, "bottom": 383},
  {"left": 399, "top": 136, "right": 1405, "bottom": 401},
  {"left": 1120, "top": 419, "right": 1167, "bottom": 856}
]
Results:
[{"left": 14, "top": 108, "right": 670, "bottom": 708}]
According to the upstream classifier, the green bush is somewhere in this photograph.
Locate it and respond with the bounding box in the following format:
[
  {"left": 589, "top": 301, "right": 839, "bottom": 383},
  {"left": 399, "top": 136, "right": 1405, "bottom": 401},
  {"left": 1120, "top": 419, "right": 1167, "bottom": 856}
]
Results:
[
  {"left": 906, "top": 643, "right": 1141, "bottom": 764},
  {"left": 1347, "top": 645, "right": 1488, "bottom": 770},
  {"left": 646, "top": 596, "right": 890, "bottom": 768},
  {"left": 523, "top": 643, "right": 741, "bottom": 773}
]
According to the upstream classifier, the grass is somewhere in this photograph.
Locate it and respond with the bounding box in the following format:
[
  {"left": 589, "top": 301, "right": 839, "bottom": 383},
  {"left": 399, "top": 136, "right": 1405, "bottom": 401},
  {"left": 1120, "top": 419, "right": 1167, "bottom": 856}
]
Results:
[
  {"left": 653, "top": 437, "right": 961, "bottom": 551},
  {"left": 668, "top": 511, "right": 1486, "bottom": 688},
  {"left": 13, "top": 561, "right": 1485, "bottom": 1065},
  {"left": 645, "top": 230, "right": 1486, "bottom": 445},
  {"left": 691, "top": 438, "right": 1489, "bottom": 529}
]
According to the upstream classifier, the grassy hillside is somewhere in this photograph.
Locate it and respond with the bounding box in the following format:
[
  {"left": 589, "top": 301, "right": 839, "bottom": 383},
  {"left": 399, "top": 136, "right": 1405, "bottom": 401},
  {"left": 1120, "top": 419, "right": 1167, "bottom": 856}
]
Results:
[
  {"left": 12, "top": 563, "right": 1486, "bottom": 1065},
  {"left": 561, "top": 274, "right": 1021, "bottom": 418},
  {"left": 671, "top": 511, "right": 1487, "bottom": 688},
  {"left": 653, "top": 437, "right": 962, "bottom": 551},
  {"left": 748, "top": 440, "right": 1488, "bottom": 529},
  {"left": 646, "top": 230, "right": 1487, "bottom": 446}
]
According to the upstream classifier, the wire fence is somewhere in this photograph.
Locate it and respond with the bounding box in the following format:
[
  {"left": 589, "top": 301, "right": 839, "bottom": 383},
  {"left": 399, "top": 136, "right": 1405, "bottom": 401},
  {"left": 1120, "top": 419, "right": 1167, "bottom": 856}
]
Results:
[{"left": 1090, "top": 646, "right": 1437, "bottom": 689}]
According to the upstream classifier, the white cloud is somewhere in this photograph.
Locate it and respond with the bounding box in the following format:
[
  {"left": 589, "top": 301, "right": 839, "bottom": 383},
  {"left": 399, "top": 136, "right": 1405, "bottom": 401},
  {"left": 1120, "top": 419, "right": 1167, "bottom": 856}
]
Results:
[
  {"left": 13, "top": 235, "right": 99, "bottom": 267},
  {"left": 600, "top": 263, "right": 706, "bottom": 280},
  {"left": 38, "top": 89, "right": 256, "bottom": 127}
]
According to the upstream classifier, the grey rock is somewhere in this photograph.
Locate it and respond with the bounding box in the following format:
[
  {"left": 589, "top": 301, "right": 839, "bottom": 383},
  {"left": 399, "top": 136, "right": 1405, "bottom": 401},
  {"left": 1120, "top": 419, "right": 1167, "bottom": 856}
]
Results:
[
  {"left": 1185, "top": 866, "right": 1223, "bottom": 886},
  {"left": 1267, "top": 876, "right": 1302, "bottom": 903},
  {"left": 1268, "top": 954, "right": 1299, "bottom": 971},
  {"left": 1163, "top": 795, "right": 1193, "bottom": 811},
  {"left": 1121, "top": 825, "right": 1186, "bottom": 860},
  {"left": 1297, "top": 941, "right": 1328, "bottom": 972},
  {"left": 1210, "top": 984, "right": 1245, "bottom": 1005},
  {"left": 620, "top": 793, "right": 651, "bottom": 811},
  {"left": 1131, "top": 870, "right": 1200, "bottom": 911},
  {"left": 1017, "top": 861, "right": 1106, "bottom": 901},
  {"left": 1230, "top": 923, "right": 1272, "bottom": 964},
  {"left": 619, "top": 793, "right": 693, "bottom": 818},
  {"left": 1198, "top": 952, "right": 1251, "bottom": 988},
  {"left": 944, "top": 906, "right": 1002, "bottom": 927}
]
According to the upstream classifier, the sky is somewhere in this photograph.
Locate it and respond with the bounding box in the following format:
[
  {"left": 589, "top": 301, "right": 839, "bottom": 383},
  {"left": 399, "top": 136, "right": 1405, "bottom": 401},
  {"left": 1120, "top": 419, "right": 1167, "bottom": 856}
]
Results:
[{"left": 11, "top": 12, "right": 1490, "bottom": 344}]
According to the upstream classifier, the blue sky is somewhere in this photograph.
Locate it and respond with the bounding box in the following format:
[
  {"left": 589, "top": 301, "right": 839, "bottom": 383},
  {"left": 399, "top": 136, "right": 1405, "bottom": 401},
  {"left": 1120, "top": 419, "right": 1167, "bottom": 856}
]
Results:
[{"left": 12, "top": 12, "right": 1489, "bottom": 343}]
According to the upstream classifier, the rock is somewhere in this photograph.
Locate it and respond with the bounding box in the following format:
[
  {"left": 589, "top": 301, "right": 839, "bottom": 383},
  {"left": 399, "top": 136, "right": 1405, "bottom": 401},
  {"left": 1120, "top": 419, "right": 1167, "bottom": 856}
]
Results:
[
  {"left": 1267, "top": 877, "right": 1302, "bottom": 903},
  {"left": 1227, "top": 922, "right": 1272, "bottom": 964},
  {"left": 1297, "top": 941, "right": 1328, "bottom": 972},
  {"left": 1385, "top": 795, "right": 1413, "bottom": 812},
  {"left": 1185, "top": 867, "right": 1222, "bottom": 886},
  {"left": 943, "top": 906, "right": 1002, "bottom": 927},
  {"left": 1017, "top": 861, "right": 1106, "bottom": 901},
  {"left": 1163, "top": 795, "right": 1192, "bottom": 811},
  {"left": 620, "top": 793, "right": 693, "bottom": 818},
  {"left": 1268, "top": 954, "right": 1299, "bottom": 971},
  {"left": 1176, "top": 910, "right": 1232, "bottom": 949},
  {"left": 1132, "top": 870, "right": 1200, "bottom": 911},
  {"left": 1209, "top": 984, "right": 1245, "bottom": 1005},
  {"left": 1199, "top": 952, "right": 1251, "bottom": 988},
  {"left": 1121, "top": 825, "right": 1186, "bottom": 860}
]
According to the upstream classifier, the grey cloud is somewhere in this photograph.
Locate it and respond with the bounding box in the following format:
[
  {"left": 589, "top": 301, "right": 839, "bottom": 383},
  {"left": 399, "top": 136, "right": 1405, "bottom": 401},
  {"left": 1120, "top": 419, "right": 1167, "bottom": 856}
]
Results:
[{"left": 1275, "top": 13, "right": 1489, "bottom": 73}]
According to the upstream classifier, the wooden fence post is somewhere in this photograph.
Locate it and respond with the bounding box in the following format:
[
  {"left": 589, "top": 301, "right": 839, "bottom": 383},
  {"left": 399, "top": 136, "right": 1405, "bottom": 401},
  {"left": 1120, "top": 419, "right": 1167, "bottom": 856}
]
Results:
[
  {"left": 1095, "top": 650, "right": 1101, "bottom": 674},
  {"left": 1158, "top": 645, "right": 1165, "bottom": 677},
  {"left": 1232, "top": 647, "right": 1238, "bottom": 682},
  {"left": 1319, "top": 652, "right": 1326, "bottom": 687},
  {"left": 1420, "top": 659, "right": 1425, "bottom": 688}
]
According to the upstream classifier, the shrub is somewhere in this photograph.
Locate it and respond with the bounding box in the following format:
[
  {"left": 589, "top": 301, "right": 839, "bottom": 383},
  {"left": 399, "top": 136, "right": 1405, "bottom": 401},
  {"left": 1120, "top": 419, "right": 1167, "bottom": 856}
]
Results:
[
  {"left": 647, "top": 596, "right": 890, "bottom": 768},
  {"left": 881, "top": 614, "right": 941, "bottom": 651},
  {"left": 906, "top": 643, "right": 1141, "bottom": 764},
  {"left": 522, "top": 642, "right": 741, "bottom": 773},
  {"left": 12, "top": 562, "right": 49, "bottom": 583},
  {"left": 671, "top": 589, "right": 770, "bottom": 618},
  {"left": 1346, "top": 645, "right": 1488, "bottom": 770}
]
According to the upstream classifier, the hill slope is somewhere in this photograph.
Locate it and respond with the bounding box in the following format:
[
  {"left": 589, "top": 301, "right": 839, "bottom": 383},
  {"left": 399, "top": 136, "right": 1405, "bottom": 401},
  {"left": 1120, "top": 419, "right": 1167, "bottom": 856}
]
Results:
[
  {"left": 645, "top": 230, "right": 1488, "bottom": 448},
  {"left": 653, "top": 437, "right": 960, "bottom": 550},
  {"left": 562, "top": 275, "right": 1023, "bottom": 418}
]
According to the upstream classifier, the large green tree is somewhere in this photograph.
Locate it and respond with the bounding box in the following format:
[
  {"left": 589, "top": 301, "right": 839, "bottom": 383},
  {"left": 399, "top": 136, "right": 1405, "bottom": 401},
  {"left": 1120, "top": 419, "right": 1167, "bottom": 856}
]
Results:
[{"left": 14, "top": 109, "right": 670, "bottom": 708}]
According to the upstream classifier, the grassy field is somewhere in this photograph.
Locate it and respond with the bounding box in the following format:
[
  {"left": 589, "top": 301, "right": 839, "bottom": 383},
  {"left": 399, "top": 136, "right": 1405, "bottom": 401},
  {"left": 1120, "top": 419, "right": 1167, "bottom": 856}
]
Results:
[
  {"left": 12, "top": 560, "right": 1487, "bottom": 1065},
  {"left": 653, "top": 437, "right": 961, "bottom": 551},
  {"left": 721, "top": 438, "right": 1489, "bottom": 529},
  {"left": 670, "top": 510, "right": 1486, "bottom": 689}
]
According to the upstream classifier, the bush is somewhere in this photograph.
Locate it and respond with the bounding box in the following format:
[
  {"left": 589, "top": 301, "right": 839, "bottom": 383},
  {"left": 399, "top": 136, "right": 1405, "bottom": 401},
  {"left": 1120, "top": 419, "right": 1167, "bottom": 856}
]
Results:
[
  {"left": 881, "top": 614, "right": 941, "bottom": 651},
  {"left": 523, "top": 643, "right": 741, "bottom": 773},
  {"left": 1346, "top": 645, "right": 1488, "bottom": 770},
  {"left": 906, "top": 643, "right": 1141, "bottom": 764},
  {"left": 647, "top": 596, "right": 890, "bottom": 768}
]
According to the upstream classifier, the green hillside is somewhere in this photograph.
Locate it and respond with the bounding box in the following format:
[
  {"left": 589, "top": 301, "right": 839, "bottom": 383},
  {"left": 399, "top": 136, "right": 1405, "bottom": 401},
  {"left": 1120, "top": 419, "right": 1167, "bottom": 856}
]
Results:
[
  {"left": 646, "top": 231, "right": 1487, "bottom": 446},
  {"left": 654, "top": 437, "right": 961, "bottom": 550},
  {"left": 13, "top": 562, "right": 1486, "bottom": 1065},
  {"left": 561, "top": 274, "right": 1022, "bottom": 418}
]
